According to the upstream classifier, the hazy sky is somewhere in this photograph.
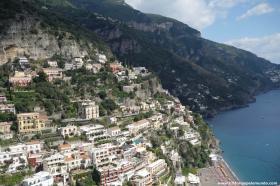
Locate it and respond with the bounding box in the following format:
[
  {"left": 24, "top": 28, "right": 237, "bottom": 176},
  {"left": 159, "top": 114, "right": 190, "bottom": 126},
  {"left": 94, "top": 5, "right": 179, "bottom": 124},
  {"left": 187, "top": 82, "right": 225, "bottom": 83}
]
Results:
[{"left": 125, "top": 0, "right": 280, "bottom": 63}]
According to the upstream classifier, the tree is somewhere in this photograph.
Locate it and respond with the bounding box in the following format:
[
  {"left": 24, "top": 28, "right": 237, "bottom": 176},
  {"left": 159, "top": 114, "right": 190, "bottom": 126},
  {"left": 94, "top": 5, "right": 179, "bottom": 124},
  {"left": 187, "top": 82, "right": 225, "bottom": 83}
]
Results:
[
  {"left": 101, "top": 99, "right": 118, "bottom": 113},
  {"left": 33, "top": 71, "right": 47, "bottom": 83},
  {"left": 123, "top": 180, "right": 133, "bottom": 186},
  {"left": 57, "top": 60, "right": 65, "bottom": 69},
  {"left": 10, "top": 122, "right": 18, "bottom": 132},
  {"left": 0, "top": 113, "right": 16, "bottom": 122},
  {"left": 92, "top": 168, "right": 100, "bottom": 185},
  {"left": 98, "top": 91, "right": 107, "bottom": 99}
]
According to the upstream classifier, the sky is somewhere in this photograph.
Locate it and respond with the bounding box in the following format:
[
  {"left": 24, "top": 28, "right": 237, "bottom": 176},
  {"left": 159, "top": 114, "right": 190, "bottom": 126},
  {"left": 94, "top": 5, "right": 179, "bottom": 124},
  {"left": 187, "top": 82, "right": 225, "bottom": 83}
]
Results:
[{"left": 125, "top": 0, "right": 280, "bottom": 64}]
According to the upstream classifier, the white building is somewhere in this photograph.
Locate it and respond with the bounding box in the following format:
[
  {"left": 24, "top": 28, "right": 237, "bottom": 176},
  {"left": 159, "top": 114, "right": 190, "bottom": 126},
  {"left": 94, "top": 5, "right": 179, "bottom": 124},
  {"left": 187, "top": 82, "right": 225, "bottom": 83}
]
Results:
[
  {"left": 79, "top": 124, "right": 109, "bottom": 144},
  {"left": 174, "top": 174, "right": 186, "bottom": 186},
  {"left": 127, "top": 119, "right": 150, "bottom": 135},
  {"left": 60, "top": 124, "right": 79, "bottom": 138},
  {"left": 147, "top": 113, "right": 164, "bottom": 129},
  {"left": 0, "top": 148, "right": 28, "bottom": 173},
  {"left": 147, "top": 159, "right": 167, "bottom": 176},
  {"left": 7, "top": 141, "right": 42, "bottom": 155},
  {"left": 187, "top": 173, "right": 200, "bottom": 185},
  {"left": 47, "top": 61, "right": 58, "bottom": 68},
  {"left": 64, "top": 151, "right": 91, "bottom": 170},
  {"left": 85, "top": 63, "right": 102, "bottom": 73},
  {"left": 42, "top": 68, "right": 63, "bottom": 82},
  {"left": 26, "top": 141, "right": 42, "bottom": 154},
  {"left": 78, "top": 100, "right": 99, "bottom": 120},
  {"left": 0, "top": 95, "right": 7, "bottom": 103},
  {"left": 131, "top": 168, "right": 152, "bottom": 186},
  {"left": 19, "top": 57, "right": 29, "bottom": 68},
  {"left": 133, "top": 67, "right": 149, "bottom": 76},
  {"left": 90, "top": 143, "right": 122, "bottom": 168},
  {"left": 97, "top": 54, "right": 107, "bottom": 64},
  {"left": 64, "top": 63, "right": 74, "bottom": 71},
  {"left": 9, "top": 143, "right": 27, "bottom": 154},
  {"left": 0, "top": 103, "right": 16, "bottom": 114},
  {"left": 43, "top": 153, "right": 68, "bottom": 184},
  {"left": 108, "top": 116, "right": 117, "bottom": 124},
  {"left": 22, "top": 171, "right": 54, "bottom": 186},
  {"left": 107, "top": 126, "right": 121, "bottom": 137},
  {"left": 73, "top": 57, "right": 84, "bottom": 69}
]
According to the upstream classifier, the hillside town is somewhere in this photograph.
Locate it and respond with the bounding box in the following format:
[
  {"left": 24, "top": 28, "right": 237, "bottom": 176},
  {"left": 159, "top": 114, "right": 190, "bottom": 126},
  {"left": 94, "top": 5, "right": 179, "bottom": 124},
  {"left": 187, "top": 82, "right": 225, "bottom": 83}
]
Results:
[{"left": 0, "top": 52, "right": 221, "bottom": 186}]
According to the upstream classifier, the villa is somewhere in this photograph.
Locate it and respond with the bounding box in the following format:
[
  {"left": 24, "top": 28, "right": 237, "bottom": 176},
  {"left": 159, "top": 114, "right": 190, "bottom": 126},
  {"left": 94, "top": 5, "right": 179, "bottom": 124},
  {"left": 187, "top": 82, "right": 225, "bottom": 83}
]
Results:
[
  {"left": 42, "top": 68, "right": 63, "bottom": 82},
  {"left": 0, "top": 103, "right": 16, "bottom": 114},
  {"left": 9, "top": 71, "right": 32, "bottom": 87}
]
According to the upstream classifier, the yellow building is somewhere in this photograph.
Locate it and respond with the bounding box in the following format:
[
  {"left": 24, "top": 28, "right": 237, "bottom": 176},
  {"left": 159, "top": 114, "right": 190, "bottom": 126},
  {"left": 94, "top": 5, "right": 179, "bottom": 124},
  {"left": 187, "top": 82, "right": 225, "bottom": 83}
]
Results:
[
  {"left": 17, "top": 112, "right": 48, "bottom": 134},
  {"left": 0, "top": 122, "right": 12, "bottom": 134}
]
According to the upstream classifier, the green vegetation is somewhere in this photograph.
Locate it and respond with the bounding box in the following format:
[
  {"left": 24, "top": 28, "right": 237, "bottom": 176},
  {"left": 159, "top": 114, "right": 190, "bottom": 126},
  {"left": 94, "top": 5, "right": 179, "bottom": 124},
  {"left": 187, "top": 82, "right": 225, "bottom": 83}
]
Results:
[
  {"left": 36, "top": 0, "right": 276, "bottom": 117},
  {"left": 1, "top": 0, "right": 278, "bottom": 117},
  {"left": 0, "top": 171, "right": 32, "bottom": 186},
  {"left": 133, "top": 111, "right": 153, "bottom": 122},
  {"left": 122, "top": 180, "right": 133, "bottom": 186},
  {"left": 149, "top": 118, "right": 212, "bottom": 174},
  {"left": 101, "top": 99, "right": 118, "bottom": 114},
  {"left": 0, "top": 113, "right": 16, "bottom": 122},
  {"left": 178, "top": 141, "right": 210, "bottom": 168},
  {"left": 0, "top": 138, "right": 16, "bottom": 147},
  {"left": 12, "top": 91, "right": 37, "bottom": 113},
  {"left": 182, "top": 167, "right": 198, "bottom": 176},
  {"left": 73, "top": 171, "right": 98, "bottom": 186}
]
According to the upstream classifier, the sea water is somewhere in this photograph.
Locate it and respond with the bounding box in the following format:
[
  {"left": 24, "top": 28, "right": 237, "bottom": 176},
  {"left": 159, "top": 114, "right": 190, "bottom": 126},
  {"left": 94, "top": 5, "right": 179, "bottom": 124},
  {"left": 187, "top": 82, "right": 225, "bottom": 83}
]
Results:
[{"left": 208, "top": 90, "right": 280, "bottom": 183}]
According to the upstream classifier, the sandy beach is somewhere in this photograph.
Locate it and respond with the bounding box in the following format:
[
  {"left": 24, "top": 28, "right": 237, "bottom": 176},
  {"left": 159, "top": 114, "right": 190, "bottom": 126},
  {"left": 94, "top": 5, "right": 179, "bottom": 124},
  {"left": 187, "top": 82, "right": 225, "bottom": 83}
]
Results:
[{"left": 198, "top": 157, "right": 240, "bottom": 186}]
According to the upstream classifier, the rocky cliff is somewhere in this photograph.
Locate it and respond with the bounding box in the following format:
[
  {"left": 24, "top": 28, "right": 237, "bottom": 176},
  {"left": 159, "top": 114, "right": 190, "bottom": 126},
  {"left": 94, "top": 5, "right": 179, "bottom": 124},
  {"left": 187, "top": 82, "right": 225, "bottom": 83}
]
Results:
[{"left": 1, "top": 0, "right": 280, "bottom": 117}]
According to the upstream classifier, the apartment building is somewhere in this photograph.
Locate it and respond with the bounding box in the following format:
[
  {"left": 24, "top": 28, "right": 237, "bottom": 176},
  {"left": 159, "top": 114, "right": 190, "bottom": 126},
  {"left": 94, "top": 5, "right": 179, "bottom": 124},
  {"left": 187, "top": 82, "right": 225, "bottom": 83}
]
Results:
[
  {"left": 43, "top": 153, "right": 69, "bottom": 184},
  {"left": 80, "top": 124, "right": 109, "bottom": 144},
  {"left": 131, "top": 168, "right": 153, "bottom": 186},
  {"left": 78, "top": 100, "right": 99, "bottom": 120},
  {"left": 147, "top": 159, "right": 167, "bottom": 176},
  {"left": 98, "top": 160, "right": 134, "bottom": 186},
  {"left": 127, "top": 119, "right": 150, "bottom": 135},
  {"left": 22, "top": 171, "right": 54, "bottom": 186},
  {"left": 17, "top": 112, "right": 48, "bottom": 134},
  {"left": 26, "top": 140, "right": 42, "bottom": 154},
  {"left": 107, "top": 126, "right": 122, "bottom": 137},
  {"left": 91, "top": 143, "right": 122, "bottom": 168}
]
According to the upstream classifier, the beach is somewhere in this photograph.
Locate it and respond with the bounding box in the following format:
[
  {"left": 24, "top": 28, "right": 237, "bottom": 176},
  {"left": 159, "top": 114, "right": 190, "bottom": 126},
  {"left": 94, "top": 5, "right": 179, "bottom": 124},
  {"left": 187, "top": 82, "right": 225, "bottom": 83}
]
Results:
[{"left": 198, "top": 157, "right": 240, "bottom": 186}]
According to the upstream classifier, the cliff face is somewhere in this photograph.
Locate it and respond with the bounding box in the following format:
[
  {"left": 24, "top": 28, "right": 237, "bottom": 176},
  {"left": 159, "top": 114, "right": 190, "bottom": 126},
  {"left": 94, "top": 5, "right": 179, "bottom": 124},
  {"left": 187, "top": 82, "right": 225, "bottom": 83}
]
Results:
[
  {"left": 1, "top": 0, "right": 280, "bottom": 117},
  {"left": 0, "top": 16, "right": 93, "bottom": 64},
  {"left": 64, "top": 0, "right": 280, "bottom": 116}
]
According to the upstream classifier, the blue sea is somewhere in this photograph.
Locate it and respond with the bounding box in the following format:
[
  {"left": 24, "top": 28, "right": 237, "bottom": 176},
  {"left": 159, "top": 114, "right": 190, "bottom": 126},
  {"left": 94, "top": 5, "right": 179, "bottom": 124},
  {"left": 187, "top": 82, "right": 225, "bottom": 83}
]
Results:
[{"left": 207, "top": 90, "right": 280, "bottom": 183}]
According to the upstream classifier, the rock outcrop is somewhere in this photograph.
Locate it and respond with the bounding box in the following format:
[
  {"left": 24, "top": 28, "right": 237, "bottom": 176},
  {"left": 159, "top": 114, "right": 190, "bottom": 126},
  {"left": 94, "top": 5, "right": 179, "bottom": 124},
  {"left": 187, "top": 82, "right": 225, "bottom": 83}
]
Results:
[{"left": 0, "top": 16, "right": 92, "bottom": 64}]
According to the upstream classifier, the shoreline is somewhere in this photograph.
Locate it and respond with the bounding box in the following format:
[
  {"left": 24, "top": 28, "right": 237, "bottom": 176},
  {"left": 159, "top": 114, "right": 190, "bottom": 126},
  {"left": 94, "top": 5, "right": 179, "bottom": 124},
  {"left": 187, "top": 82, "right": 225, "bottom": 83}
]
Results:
[
  {"left": 202, "top": 89, "right": 280, "bottom": 185},
  {"left": 198, "top": 154, "right": 240, "bottom": 186},
  {"left": 220, "top": 157, "right": 240, "bottom": 183},
  {"left": 204, "top": 87, "right": 280, "bottom": 119}
]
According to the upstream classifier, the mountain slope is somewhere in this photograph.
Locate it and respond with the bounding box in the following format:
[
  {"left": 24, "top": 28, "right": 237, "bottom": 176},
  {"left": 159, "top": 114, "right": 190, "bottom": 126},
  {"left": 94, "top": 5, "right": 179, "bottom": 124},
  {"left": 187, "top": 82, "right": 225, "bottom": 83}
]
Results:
[
  {"left": 1, "top": 0, "right": 280, "bottom": 116},
  {"left": 0, "top": 0, "right": 111, "bottom": 64}
]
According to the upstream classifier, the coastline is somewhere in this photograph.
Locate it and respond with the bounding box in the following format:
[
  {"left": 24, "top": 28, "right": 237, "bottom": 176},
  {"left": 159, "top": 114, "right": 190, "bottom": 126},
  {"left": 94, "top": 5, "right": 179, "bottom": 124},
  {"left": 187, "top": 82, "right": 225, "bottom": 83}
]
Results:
[
  {"left": 221, "top": 157, "right": 240, "bottom": 183},
  {"left": 205, "top": 87, "right": 280, "bottom": 119},
  {"left": 199, "top": 155, "right": 240, "bottom": 186}
]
